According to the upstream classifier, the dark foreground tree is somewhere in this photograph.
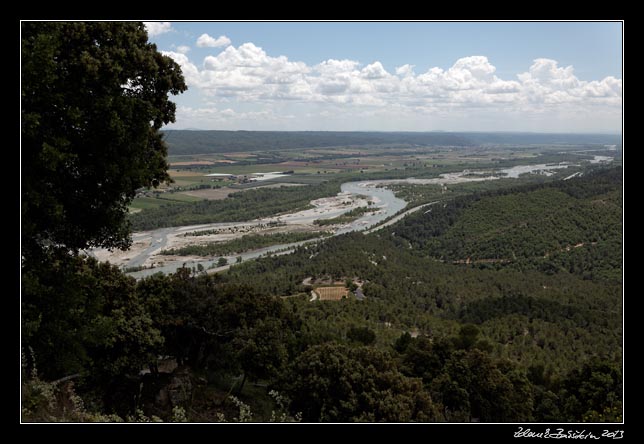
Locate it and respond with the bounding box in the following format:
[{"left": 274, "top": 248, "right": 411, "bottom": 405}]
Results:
[
  {"left": 22, "top": 253, "right": 163, "bottom": 415},
  {"left": 137, "top": 272, "right": 298, "bottom": 388},
  {"left": 346, "top": 326, "right": 376, "bottom": 345},
  {"left": 23, "top": 254, "right": 163, "bottom": 380},
  {"left": 21, "top": 22, "right": 186, "bottom": 260},
  {"left": 279, "top": 343, "right": 443, "bottom": 422},
  {"left": 430, "top": 349, "right": 534, "bottom": 422},
  {"left": 560, "top": 358, "right": 622, "bottom": 422},
  {"left": 21, "top": 22, "right": 185, "bottom": 414}
]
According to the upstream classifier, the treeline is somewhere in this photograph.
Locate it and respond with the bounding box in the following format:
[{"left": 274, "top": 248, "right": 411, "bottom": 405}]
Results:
[
  {"left": 182, "top": 221, "right": 285, "bottom": 237},
  {"left": 129, "top": 181, "right": 341, "bottom": 231},
  {"left": 163, "top": 130, "right": 473, "bottom": 155},
  {"left": 162, "top": 130, "right": 620, "bottom": 156},
  {"left": 161, "top": 231, "right": 330, "bottom": 257},
  {"left": 455, "top": 132, "right": 621, "bottom": 146}
]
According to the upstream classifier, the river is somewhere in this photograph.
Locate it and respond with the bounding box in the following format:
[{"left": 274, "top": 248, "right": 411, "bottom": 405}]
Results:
[
  {"left": 126, "top": 181, "right": 407, "bottom": 279},
  {"left": 125, "top": 157, "right": 613, "bottom": 279}
]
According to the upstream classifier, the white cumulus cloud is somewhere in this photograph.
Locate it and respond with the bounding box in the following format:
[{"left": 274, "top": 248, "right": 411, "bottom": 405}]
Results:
[
  {"left": 517, "top": 58, "right": 622, "bottom": 105},
  {"left": 361, "top": 61, "right": 389, "bottom": 79},
  {"left": 169, "top": 105, "right": 296, "bottom": 130},
  {"left": 162, "top": 43, "right": 621, "bottom": 132},
  {"left": 176, "top": 45, "right": 191, "bottom": 54},
  {"left": 164, "top": 47, "right": 621, "bottom": 108},
  {"left": 395, "top": 64, "right": 415, "bottom": 77},
  {"left": 196, "top": 33, "right": 232, "bottom": 48},
  {"left": 143, "top": 22, "right": 173, "bottom": 37},
  {"left": 171, "top": 43, "right": 310, "bottom": 100}
]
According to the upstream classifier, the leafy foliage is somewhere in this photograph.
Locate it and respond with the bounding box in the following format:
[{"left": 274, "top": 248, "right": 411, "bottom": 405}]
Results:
[
  {"left": 22, "top": 22, "right": 186, "bottom": 258},
  {"left": 278, "top": 343, "right": 442, "bottom": 422},
  {"left": 136, "top": 271, "right": 299, "bottom": 385},
  {"left": 22, "top": 253, "right": 162, "bottom": 382},
  {"left": 560, "top": 358, "right": 622, "bottom": 421},
  {"left": 346, "top": 326, "right": 377, "bottom": 345}
]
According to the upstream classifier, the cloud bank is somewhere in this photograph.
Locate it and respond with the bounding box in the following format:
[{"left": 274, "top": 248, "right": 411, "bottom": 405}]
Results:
[{"left": 162, "top": 42, "right": 622, "bottom": 131}]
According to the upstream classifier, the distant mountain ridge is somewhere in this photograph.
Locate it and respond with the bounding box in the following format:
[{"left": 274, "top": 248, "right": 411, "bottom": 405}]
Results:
[{"left": 162, "top": 130, "right": 622, "bottom": 155}]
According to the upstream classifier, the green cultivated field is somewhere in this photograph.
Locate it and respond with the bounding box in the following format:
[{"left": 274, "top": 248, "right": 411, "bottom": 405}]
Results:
[{"left": 130, "top": 192, "right": 203, "bottom": 210}]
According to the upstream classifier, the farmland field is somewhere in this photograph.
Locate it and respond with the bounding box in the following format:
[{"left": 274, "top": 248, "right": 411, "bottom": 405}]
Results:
[
  {"left": 130, "top": 191, "right": 203, "bottom": 210},
  {"left": 313, "top": 286, "right": 350, "bottom": 301}
]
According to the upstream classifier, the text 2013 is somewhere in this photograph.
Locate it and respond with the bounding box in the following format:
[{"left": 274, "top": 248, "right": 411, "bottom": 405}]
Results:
[{"left": 514, "top": 427, "right": 624, "bottom": 439}]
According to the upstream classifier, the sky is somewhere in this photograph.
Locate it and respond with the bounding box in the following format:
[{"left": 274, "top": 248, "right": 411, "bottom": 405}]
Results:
[{"left": 143, "top": 21, "right": 622, "bottom": 133}]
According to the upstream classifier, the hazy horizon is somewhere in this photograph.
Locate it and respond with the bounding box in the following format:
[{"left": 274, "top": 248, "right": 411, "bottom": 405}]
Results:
[{"left": 162, "top": 128, "right": 622, "bottom": 135}]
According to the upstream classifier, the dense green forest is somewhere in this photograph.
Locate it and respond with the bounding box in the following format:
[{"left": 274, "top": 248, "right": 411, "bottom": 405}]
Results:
[
  {"left": 392, "top": 167, "right": 622, "bottom": 282},
  {"left": 162, "top": 130, "right": 621, "bottom": 155},
  {"left": 215, "top": 167, "right": 622, "bottom": 421}
]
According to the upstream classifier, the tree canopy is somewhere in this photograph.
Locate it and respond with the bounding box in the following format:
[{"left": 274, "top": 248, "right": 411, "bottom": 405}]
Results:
[
  {"left": 21, "top": 22, "right": 186, "bottom": 414},
  {"left": 21, "top": 22, "right": 186, "bottom": 260},
  {"left": 279, "top": 343, "right": 441, "bottom": 422}
]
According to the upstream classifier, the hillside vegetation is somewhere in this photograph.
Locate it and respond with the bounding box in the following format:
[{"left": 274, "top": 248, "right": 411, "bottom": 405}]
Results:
[
  {"left": 392, "top": 167, "right": 622, "bottom": 282},
  {"left": 215, "top": 167, "right": 622, "bottom": 421},
  {"left": 24, "top": 167, "right": 623, "bottom": 423}
]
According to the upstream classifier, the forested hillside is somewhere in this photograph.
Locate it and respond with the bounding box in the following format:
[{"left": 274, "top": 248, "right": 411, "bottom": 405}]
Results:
[
  {"left": 392, "top": 167, "right": 622, "bottom": 282},
  {"left": 208, "top": 166, "right": 622, "bottom": 422},
  {"left": 25, "top": 166, "right": 622, "bottom": 423}
]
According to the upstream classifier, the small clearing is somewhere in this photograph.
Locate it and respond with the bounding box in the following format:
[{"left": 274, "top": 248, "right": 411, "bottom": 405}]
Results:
[{"left": 312, "top": 286, "right": 349, "bottom": 301}]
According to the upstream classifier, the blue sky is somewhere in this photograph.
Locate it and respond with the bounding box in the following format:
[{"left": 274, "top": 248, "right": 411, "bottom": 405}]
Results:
[{"left": 144, "top": 21, "right": 622, "bottom": 133}]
